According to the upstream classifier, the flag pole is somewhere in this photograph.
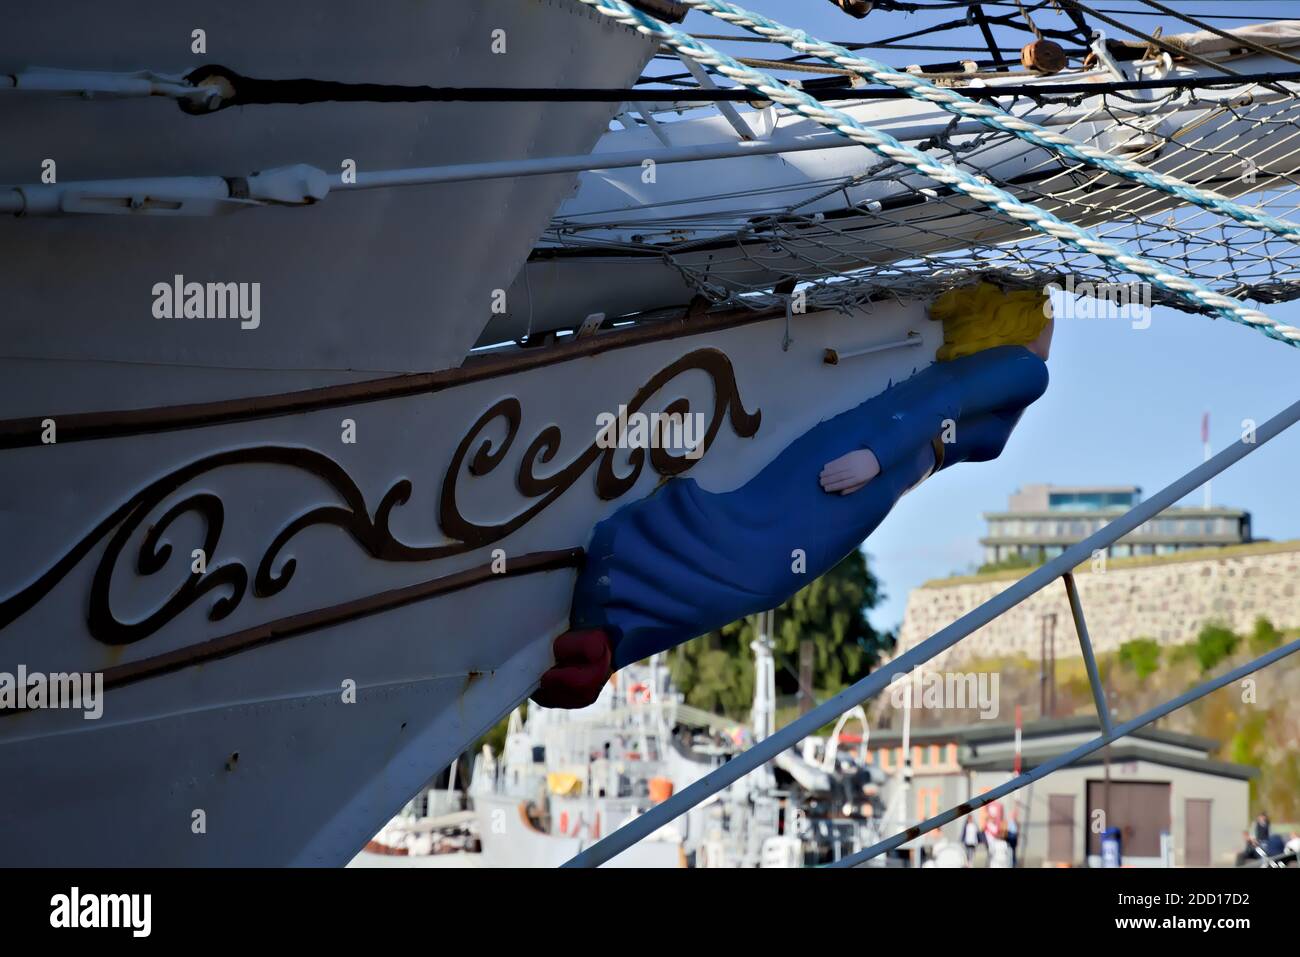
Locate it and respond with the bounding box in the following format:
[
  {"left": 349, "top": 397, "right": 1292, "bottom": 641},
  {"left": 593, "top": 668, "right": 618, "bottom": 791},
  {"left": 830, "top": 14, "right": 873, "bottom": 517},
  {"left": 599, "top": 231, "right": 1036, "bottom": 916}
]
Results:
[{"left": 1202, "top": 412, "right": 1212, "bottom": 509}]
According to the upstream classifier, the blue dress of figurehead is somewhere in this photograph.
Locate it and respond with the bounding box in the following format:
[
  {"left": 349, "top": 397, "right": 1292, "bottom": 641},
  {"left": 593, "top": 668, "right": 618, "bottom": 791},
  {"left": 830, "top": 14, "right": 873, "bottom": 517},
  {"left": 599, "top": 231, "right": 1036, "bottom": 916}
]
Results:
[{"left": 534, "top": 282, "right": 1054, "bottom": 708}]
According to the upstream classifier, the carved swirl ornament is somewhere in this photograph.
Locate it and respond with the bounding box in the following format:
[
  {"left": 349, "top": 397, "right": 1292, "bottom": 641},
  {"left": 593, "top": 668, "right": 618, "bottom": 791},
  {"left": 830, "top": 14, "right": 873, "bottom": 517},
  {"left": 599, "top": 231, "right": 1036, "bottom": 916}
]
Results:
[{"left": 0, "top": 349, "right": 760, "bottom": 645}]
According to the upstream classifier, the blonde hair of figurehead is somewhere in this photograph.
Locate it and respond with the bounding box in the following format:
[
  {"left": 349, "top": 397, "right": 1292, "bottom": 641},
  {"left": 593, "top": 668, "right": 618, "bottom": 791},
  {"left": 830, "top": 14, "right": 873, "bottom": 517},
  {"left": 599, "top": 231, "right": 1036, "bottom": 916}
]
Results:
[{"left": 929, "top": 281, "right": 1052, "bottom": 362}]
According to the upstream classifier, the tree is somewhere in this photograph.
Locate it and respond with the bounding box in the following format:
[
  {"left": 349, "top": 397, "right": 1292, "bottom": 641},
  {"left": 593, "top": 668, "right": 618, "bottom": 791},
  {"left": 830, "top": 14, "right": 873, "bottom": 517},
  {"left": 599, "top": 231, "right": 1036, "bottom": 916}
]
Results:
[
  {"left": 1249, "top": 616, "right": 1283, "bottom": 655},
  {"left": 1194, "top": 622, "right": 1239, "bottom": 673},
  {"left": 669, "top": 549, "right": 893, "bottom": 718}
]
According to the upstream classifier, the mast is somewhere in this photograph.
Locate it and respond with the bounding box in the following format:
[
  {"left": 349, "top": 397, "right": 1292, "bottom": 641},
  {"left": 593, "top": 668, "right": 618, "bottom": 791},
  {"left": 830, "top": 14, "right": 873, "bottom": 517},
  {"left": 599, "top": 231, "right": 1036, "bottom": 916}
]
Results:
[
  {"left": 749, "top": 610, "right": 778, "bottom": 791},
  {"left": 750, "top": 610, "right": 776, "bottom": 743}
]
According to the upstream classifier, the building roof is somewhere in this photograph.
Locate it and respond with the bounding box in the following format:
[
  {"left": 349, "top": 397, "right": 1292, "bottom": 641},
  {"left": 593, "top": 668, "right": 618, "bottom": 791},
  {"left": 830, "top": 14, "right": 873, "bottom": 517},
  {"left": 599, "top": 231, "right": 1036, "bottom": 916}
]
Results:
[
  {"left": 983, "top": 506, "right": 1248, "bottom": 520},
  {"left": 1036, "top": 485, "right": 1140, "bottom": 495},
  {"left": 962, "top": 744, "right": 1258, "bottom": 781},
  {"left": 921, "top": 538, "right": 1300, "bottom": 588},
  {"left": 978, "top": 534, "right": 1246, "bottom": 547},
  {"left": 867, "top": 717, "right": 1255, "bottom": 780},
  {"left": 867, "top": 715, "right": 1218, "bottom": 753}
]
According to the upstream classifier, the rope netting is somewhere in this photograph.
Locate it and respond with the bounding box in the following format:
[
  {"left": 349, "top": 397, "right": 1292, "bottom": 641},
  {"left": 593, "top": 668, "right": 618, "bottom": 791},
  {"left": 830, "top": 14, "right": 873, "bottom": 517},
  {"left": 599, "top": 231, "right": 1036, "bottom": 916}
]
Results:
[{"left": 564, "top": 0, "right": 1300, "bottom": 341}]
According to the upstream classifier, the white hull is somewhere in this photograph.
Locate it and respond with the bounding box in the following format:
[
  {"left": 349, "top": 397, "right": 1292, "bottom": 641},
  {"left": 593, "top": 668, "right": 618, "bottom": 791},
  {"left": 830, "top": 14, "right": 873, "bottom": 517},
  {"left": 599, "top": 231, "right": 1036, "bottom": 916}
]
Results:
[
  {"left": 0, "top": 290, "right": 942, "bottom": 863},
  {"left": 0, "top": 0, "right": 670, "bottom": 865},
  {"left": 474, "top": 793, "right": 683, "bottom": 868},
  {"left": 1, "top": 0, "right": 653, "bottom": 391}
]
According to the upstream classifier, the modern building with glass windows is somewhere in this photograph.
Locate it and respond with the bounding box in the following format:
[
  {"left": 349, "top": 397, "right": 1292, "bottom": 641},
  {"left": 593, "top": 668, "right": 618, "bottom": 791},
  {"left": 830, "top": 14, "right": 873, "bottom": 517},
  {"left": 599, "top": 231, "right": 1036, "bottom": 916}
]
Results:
[{"left": 981, "top": 484, "right": 1252, "bottom": 566}]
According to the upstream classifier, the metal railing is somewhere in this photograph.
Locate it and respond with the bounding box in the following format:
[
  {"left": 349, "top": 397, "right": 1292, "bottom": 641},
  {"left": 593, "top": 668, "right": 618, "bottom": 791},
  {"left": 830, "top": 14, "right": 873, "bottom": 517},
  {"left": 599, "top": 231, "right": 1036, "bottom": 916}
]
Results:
[{"left": 564, "top": 396, "right": 1300, "bottom": 868}]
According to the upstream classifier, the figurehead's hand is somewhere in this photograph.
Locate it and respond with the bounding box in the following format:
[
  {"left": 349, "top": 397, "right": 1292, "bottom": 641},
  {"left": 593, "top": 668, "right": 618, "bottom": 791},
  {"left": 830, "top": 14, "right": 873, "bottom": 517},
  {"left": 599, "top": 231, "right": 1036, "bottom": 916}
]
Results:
[{"left": 819, "top": 448, "right": 880, "bottom": 495}]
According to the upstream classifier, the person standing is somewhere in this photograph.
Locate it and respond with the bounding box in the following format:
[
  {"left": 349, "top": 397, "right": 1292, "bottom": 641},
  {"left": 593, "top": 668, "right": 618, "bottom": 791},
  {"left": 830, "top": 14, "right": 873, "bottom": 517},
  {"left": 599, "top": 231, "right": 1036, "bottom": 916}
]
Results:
[
  {"left": 1236, "top": 830, "right": 1261, "bottom": 866},
  {"left": 985, "top": 800, "right": 1011, "bottom": 868},
  {"left": 962, "top": 815, "right": 980, "bottom": 866},
  {"left": 1007, "top": 809, "right": 1021, "bottom": 868},
  {"left": 1254, "top": 812, "right": 1271, "bottom": 843}
]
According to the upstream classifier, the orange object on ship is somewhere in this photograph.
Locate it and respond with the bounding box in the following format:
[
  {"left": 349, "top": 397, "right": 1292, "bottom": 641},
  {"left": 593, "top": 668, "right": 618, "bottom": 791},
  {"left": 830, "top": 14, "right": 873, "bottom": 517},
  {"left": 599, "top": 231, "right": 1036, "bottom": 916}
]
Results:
[{"left": 648, "top": 777, "right": 674, "bottom": 803}]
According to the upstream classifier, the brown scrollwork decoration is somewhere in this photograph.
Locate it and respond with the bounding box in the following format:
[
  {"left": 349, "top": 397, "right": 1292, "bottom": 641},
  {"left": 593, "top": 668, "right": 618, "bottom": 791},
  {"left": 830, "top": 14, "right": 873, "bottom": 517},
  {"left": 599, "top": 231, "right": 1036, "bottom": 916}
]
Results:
[
  {"left": 439, "top": 348, "right": 760, "bottom": 547},
  {"left": 0, "top": 347, "right": 759, "bottom": 646}
]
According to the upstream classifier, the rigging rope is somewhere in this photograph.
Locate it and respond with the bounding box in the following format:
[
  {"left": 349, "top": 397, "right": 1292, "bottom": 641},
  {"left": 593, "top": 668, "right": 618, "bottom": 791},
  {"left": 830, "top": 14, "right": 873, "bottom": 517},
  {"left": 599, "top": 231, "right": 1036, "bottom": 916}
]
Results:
[
  {"left": 573, "top": 0, "right": 1300, "bottom": 346},
  {"left": 1062, "top": 0, "right": 1269, "bottom": 88},
  {"left": 169, "top": 64, "right": 1300, "bottom": 105},
  {"left": 1136, "top": 0, "right": 1300, "bottom": 70},
  {"left": 675, "top": 0, "right": 1300, "bottom": 254}
]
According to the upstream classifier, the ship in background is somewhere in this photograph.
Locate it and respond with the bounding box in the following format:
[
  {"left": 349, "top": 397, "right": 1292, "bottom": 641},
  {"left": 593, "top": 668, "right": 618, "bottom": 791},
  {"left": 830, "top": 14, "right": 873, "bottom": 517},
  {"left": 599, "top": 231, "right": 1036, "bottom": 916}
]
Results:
[
  {"left": 4, "top": 1, "right": 1300, "bottom": 866},
  {"left": 357, "top": 628, "right": 894, "bottom": 868}
]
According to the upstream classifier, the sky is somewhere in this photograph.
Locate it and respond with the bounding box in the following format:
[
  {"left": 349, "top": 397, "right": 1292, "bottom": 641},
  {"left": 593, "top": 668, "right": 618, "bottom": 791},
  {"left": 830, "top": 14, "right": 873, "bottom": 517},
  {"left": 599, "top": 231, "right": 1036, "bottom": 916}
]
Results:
[{"left": 663, "top": 0, "right": 1300, "bottom": 632}]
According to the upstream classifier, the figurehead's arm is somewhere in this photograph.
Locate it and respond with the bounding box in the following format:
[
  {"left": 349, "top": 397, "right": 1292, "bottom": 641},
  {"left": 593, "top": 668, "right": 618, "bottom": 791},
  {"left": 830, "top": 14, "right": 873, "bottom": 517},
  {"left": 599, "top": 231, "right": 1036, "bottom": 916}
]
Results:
[
  {"left": 858, "top": 345, "right": 1043, "bottom": 475},
  {"left": 861, "top": 346, "right": 1045, "bottom": 489},
  {"left": 934, "top": 407, "right": 1025, "bottom": 471},
  {"left": 943, "top": 345, "right": 1049, "bottom": 420}
]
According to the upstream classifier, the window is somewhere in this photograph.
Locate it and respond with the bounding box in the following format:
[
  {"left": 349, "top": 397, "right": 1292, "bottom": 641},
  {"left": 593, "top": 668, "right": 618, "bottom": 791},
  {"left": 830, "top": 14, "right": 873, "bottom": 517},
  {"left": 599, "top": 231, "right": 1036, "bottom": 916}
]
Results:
[{"left": 1049, "top": 490, "right": 1136, "bottom": 511}]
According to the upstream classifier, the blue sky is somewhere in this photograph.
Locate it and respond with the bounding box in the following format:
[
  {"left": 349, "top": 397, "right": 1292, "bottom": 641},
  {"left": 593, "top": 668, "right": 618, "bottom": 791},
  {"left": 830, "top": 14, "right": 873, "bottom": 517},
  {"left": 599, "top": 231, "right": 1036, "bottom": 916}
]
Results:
[{"left": 664, "top": 0, "right": 1300, "bottom": 631}]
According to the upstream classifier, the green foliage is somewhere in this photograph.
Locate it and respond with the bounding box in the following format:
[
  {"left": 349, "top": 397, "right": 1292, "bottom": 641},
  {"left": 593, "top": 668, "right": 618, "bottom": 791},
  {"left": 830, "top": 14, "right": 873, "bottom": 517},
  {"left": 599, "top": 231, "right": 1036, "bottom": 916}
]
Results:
[
  {"left": 1117, "top": 637, "right": 1161, "bottom": 681},
  {"left": 1249, "top": 616, "right": 1284, "bottom": 655},
  {"left": 669, "top": 635, "right": 756, "bottom": 717},
  {"left": 1230, "top": 710, "right": 1266, "bottom": 768},
  {"left": 976, "top": 552, "right": 1038, "bottom": 575},
  {"left": 1195, "top": 622, "right": 1240, "bottom": 673},
  {"left": 670, "top": 550, "right": 893, "bottom": 718}
]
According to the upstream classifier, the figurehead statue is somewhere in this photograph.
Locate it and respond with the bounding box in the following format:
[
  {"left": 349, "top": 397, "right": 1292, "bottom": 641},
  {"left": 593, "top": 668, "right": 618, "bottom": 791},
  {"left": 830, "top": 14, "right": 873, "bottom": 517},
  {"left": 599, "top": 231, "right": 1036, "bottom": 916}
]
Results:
[{"left": 536, "top": 282, "right": 1054, "bottom": 708}]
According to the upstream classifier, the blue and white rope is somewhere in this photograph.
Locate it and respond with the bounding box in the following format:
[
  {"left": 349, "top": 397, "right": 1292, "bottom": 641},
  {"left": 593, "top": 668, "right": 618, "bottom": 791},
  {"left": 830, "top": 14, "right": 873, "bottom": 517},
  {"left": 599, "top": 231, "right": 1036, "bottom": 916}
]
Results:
[{"left": 576, "top": 0, "right": 1300, "bottom": 346}]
